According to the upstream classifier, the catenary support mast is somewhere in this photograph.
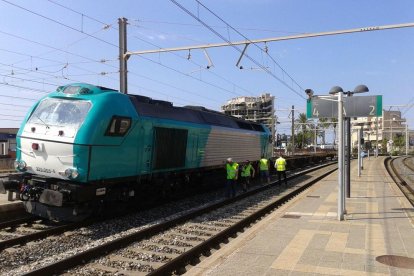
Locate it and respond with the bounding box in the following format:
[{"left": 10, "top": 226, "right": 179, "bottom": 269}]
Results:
[{"left": 119, "top": 17, "right": 128, "bottom": 94}]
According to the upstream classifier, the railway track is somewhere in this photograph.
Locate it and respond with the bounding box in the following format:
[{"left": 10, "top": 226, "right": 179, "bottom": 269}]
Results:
[
  {"left": 16, "top": 162, "right": 337, "bottom": 276},
  {"left": 0, "top": 218, "right": 93, "bottom": 251},
  {"left": 384, "top": 156, "right": 414, "bottom": 205},
  {"left": 402, "top": 156, "right": 414, "bottom": 172}
]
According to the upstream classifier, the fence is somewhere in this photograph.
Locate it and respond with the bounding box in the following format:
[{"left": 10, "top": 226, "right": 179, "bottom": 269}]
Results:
[{"left": 0, "top": 158, "right": 14, "bottom": 171}]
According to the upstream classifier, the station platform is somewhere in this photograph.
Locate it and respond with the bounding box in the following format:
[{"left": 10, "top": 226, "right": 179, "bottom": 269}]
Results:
[
  {"left": 0, "top": 192, "right": 23, "bottom": 213},
  {"left": 186, "top": 156, "right": 414, "bottom": 275},
  {"left": 0, "top": 172, "right": 23, "bottom": 214}
]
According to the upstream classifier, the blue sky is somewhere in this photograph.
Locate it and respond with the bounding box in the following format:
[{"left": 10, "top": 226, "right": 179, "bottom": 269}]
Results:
[{"left": 0, "top": 0, "right": 413, "bottom": 137}]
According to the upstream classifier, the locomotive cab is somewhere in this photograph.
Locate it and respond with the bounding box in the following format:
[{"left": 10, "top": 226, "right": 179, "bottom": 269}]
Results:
[
  {"left": 18, "top": 97, "right": 91, "bottom": 181},
  {"left": 7, "top": 84, "right": 139, "bottom": 221}
]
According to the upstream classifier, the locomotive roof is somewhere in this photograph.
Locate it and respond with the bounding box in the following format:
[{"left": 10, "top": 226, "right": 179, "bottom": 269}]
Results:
[
  {"left": 128, "top": 94, "right": 265, "bottom": 132},
  {"left": 51, "top": 84, "right": 267, "bottom": 133}
]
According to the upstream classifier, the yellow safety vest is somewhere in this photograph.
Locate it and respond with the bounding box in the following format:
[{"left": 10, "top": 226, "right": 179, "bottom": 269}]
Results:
[
  {"left": 275, "top": 157, "right": 286, "bottom": 171},
  {"left": 241, "top": 164, "right": 253, "bottom": 177},
  {"left": 259, "top": 158, "right": 268, "bottom": 171},
  {"left": 226, "top": 163, "right": 239, "bottom": 180}
]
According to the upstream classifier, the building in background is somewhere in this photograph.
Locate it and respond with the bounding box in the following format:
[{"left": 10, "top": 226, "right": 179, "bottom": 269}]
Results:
[
  {"left": 351, "top": 110, "right": 411, "bottom": 153},
  {"left": 0, "top": 128, "right": 18, "bottom": 158},
  {"left": 221, "top": 93, "right": 276, "bottom": 147}
]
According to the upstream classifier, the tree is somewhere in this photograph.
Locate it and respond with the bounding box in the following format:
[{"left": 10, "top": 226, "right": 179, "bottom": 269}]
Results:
[
  {"left": 295, "top": 113, "right": 313, "bottom": 149},
  {"left": 381, "top": 138, "right": 388, "bottom": 154},
  {"left": 318, "top": 117, "right": 330, "bottom": 145},
  {"left": 330, "top": 118, "right": 338, "bottom": 145},
  {"left": 394, "top": 134, "right": 405, "bottom": 153}
]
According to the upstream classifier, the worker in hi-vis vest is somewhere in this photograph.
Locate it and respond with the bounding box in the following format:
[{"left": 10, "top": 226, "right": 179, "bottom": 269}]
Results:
[
  {"left": 258, "top": 155, "right": 270, "bottom": 184},
  {"left": 241, "top": 160, "right": 255, "bottom": 192},
  {"left": 225, "top": 157, "right": 239, "bottom": 198},
  {"left": 275, "top": 155, "right": 287, "bottom": 186}
]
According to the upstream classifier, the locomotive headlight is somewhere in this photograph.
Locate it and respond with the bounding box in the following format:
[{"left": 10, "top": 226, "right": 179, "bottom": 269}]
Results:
[
  {"left": 71, "top": 169, "right": 79, "bottom": 179},
  {"left": 14, "top": 160, "right": 27, "bottom": 171},
  {"left": 64, "top": 168, "right": 79, "bottom": 179}
]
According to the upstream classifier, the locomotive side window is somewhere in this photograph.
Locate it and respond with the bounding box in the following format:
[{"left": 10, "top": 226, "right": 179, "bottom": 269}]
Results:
[{"left": 106, "top": 116, "right": 131, "bottom": 136}]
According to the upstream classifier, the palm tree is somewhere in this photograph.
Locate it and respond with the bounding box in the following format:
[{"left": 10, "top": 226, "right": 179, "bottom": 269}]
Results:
[
  {"left": 330, "top": 117, "right": 338, "bottom": 145},
  {"left": 317, "top": 117, "right": 338, "bottom": 146},
  {"left": 318, "top": 117, "right": 330, "bottom": 145},
  {"left": 295, "top": 113, "right": 312, "bottom": 149}
]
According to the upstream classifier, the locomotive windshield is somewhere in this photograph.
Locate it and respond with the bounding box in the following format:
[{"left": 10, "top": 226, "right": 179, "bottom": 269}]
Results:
[{"left": 28, "top": 98, "right": 91, "bottom": 128}]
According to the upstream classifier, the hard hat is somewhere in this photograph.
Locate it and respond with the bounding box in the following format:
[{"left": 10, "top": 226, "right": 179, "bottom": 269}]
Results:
[{"left": 227, "top": 158, "right": 233, "bottom": 162}]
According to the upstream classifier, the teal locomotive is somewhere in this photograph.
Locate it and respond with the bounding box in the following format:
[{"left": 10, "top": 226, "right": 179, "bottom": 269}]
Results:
[{"left": 0, "top": 83, "right": 271, "bottom": 221}]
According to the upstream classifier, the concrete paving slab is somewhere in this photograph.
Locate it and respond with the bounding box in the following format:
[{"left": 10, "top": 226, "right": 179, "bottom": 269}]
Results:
[
  {"left": 185, "top": 157, "right": 414, "bottom": 276},
  {"left": 0, "top": 191, "right": 23, "bottom": 213}
]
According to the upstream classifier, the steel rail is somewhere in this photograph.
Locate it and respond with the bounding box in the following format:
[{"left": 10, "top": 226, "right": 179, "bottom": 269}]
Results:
[
  {"left": 402, "top": 157, "right": 414, "bottom": 172},
  {"left": 23, "top": 161, "right": 337, "bottom": 276},
  {"left": 0, "top": 220, "right": 94, "bottom": 251},
  {"left": 384, "top": 157, "right": 414, "bottom": 206},
  {"left": 0, "top": 216, "right": 36, "bottom": 230},
  {"left": 148, "top": 166, "right": 336, "bottom": 275}
]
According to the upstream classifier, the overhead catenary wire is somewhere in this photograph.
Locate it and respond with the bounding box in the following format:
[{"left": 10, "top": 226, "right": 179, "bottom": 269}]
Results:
[
  {"left": 7, "top": 0, "right": 238, "bottom": 102},
  {"left": 25, "top": 1, "right": 253, "bottom": 101},
  {"left": 0, "top": 24, "right": 225, "bottom": 107},
  {"left": 0, "top": 2, "right": 255, "bottom": 110},
  {"left": 0, "top": 29, "right": 108, "bottom": 66},
  {"left": 1, "top": 0, "right": 119, "bottom": 49},
  {"left": 0, "top": 47, "right": 117, "bottom": 71},
  {"left": 128, "top": 23, "right": 251, "bottom": 97},
  {"left": 132, "top": 18, "right": 304, "bottom": 35},
  {"left": 0, "top": 85, "right": 46, "bottom": 100},
  {"left": 194, "top": 0, "right": 305, "bottom": 92},
  {"left": 136, "top": 54, "right": 241, "bottom": 100},
  {"left": 0, "top": 113, "right": 25, "bottom": 118},
  {"left": 45, "top": 1, "right": 258, "bottom": 99},
  {"left": 0, "top": 73, "right": 61, "bottom": 88},
  {"left": 0, "top": 61, "right": 87, "bottom": 84},
  {"left": 9, "top": 26, "right": 115, "bottom": 67},
  {"left": 47, "top": 0, "right": 115, "bottom": 30},
  {"left": 0, "top": 118, "right": 25, "bottom": 122},
  {"left": 169, "top": 0, "right": 306, "bottom": 100},
  {"left": 1, "top": 55, "right": 209, "bottom": 108},
  {"left": 0, "top": 102, "right": 32, "bottom": 109}
]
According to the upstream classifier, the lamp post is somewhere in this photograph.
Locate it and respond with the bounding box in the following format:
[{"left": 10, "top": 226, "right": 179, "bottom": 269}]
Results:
[
  {"left": 314, "top": 123, "right": 317, "bottom": 154},
  {"left": 328, "top": 86, "right": 344, "bottom": 220},
  {"left": 343, "top": 85, "right": 369, "bottom": 197},
  {"left": 376, "top": 117, "right": 379, "bottom": 157},
  {"left": 329, "top": 84, "right": 369, "bottom": 220}
]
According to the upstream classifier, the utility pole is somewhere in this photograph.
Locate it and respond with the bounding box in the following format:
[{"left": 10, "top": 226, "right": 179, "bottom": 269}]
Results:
[
  {"left": 291, "top": 105, "right": 295, "bottom": 155},
  {"left": 406, "top": 124, "right": 409, "bottom": 156},
  {"left": 119, "top": 17, "right": 128, "bottom": 94},
  {"left": 271, "top": 96, "right": 276, "bottom": 157}
]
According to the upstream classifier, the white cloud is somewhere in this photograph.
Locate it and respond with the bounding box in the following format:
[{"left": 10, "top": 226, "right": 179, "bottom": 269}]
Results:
[{"left": 157, "top": 34, "right": 167, "bottom": 40}]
